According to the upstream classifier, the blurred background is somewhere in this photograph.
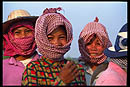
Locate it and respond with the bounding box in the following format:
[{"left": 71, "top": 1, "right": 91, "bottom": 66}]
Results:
[{"left": 3, "top": 1, "right": 127, "bottom": 59}]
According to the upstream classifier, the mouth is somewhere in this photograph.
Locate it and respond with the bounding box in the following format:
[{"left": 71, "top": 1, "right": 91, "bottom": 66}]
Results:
[{"left": 90, "top": 53, "right": 98, "bottom": 56}]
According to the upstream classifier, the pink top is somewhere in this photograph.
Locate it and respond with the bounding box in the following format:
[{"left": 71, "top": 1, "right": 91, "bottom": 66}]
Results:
[
  {"left": 96, "top": 62, "right": 127, "bottom": 86},
  {"left": 3, "top": 53, "right": 40, "bottom": 86}
]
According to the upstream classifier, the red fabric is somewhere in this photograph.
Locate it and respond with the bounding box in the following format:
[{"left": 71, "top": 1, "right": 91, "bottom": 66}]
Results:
[{"left": 3, "top": 21, "right": 36, "bottom": 56}]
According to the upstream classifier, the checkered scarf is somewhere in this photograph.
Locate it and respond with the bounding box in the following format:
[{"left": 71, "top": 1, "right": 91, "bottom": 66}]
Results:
[
  {"left": 78, "top": 17, "right": 112, "bottom": 64},
  {"left": 35, "top": 7, "right": 73, "bottom": 61},
  {"left": 3, "top": 21, "right": 36, "bottom": 56}
]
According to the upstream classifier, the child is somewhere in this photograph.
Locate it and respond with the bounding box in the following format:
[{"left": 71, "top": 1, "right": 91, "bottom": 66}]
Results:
[
  {"left": 3, "top": 9, "right": 40, "bottom": 86},
  {"left": 22, "top": 7, "right": 86, "bottom": 86},
  {"left": 78, "top": 17, "right": 127, "bottom": 86}
]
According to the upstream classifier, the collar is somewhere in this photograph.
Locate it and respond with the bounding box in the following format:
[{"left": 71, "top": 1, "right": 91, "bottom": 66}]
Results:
[
  {"left": 81, "top": 58, "right": 110, "bottom": 75},
  {"left": 8, "top": 53, "right": 40, "bottom": 66},
  {"left": 41, "top": 56, "right": 66, "bottom": 68}
]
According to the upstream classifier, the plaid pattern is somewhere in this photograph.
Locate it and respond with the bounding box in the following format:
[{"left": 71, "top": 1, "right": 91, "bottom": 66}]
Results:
[
  {"left": 35, "top": 8, "right": 73, "bottom": 61},
  {"left": 78, "top": 17, "right": 112, "bottom": 64},
  {"left": 22, "top": 56, "right": 86, "bottom": 86},
  {"left": 3, "top": 21, "right": 36, "bottom": 56}
]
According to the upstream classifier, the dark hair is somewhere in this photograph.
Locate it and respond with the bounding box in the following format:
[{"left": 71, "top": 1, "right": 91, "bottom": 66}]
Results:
[{"left": 58, "top": 25, "right": 67, "bottom": 36}]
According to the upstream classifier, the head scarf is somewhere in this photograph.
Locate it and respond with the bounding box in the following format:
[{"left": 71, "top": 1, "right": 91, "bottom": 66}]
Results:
[
  {"left": 3, "top": 21, "right": 36, "bottom": 56},
  {"left": 78, "top": 17, "right": 112, "bottom": 64},
  {"left": 35, "top": 7, "right": 73, "bottom": 61}
]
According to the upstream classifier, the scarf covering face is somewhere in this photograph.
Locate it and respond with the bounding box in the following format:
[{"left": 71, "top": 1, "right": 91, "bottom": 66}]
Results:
[
  {"left": 3, "top": 21, "right": 36, "bottom": 56},
  {"left": 35, "top": 7, "right": 73, "bottom": 61},
  {"left": 78, "top": 17, "right": 112, "bottom": 64}
]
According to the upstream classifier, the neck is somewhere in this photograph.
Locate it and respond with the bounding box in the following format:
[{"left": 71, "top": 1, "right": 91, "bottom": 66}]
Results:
[
  {"left": 86, "top": 62, "right": 99, "bottom": 71},
  {"left": 15, "top": 54, "right": 34, "bottom": 61},
  {"left": 90, "top": 65, "right": 97, "bottom": 71},
  {"left": 43, "top": 55, "right": 64, "bottom": 62},
  {"left": 15, "top": 51, "right": 36, "bottom": 61}
]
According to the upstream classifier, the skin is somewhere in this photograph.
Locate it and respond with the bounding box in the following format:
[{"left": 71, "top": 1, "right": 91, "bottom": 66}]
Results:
[
  {"left": 47, "top": 26, "right": 67, "bottom": 46},
  {"left": 85, "top": 34, "right": 105, "bottom": 71},
  {"left": 13, "top": 26, "right": 33, "bottom": 38},
  {"left": 13, "top": 26, "right": 34, "bottom": 61},
  {"left": 47, "top": 26, "right": 79, "bottom": 84}
]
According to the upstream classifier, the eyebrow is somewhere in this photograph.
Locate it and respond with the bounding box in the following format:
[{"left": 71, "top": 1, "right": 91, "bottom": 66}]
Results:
[{"left": 14, "top": 29, "right": 21, "bottom": 32}]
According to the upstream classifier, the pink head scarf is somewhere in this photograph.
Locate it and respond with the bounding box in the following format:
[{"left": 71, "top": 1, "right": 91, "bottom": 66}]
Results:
[
  {"left": 78, "top": 17, "right": 112, "bottom": 64},
  {"left": 3, "top": 21, "right": 36, "bottom": 56},
  {"left": 35, "top": 7, "right": 73, "bottom": 61}
]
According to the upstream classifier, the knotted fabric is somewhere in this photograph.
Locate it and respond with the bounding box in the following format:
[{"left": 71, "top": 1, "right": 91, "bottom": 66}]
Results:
[
  {"left": 35, "top": 7, "right": 73, "bottom": 61},
  {"left": 3, "top": 21, "right": 36, "bottom": 56},
  {"left": 78, "top": 17, "right": 112, "bottom": 64}
]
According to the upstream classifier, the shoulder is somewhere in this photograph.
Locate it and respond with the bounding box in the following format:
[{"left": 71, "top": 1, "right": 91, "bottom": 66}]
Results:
[
  {"left": 26, "top": 57, "right": 49, "bottom": 69},
  {"left": 108, "top": 62, "right": 126, "bottom": 74},
  {"left": 3, "top": 58, "right": 9, "bottom": 63},
  {"left": 26, "top": 59, "right": 42, "bottom": 68},
  {"left": 3, "top": 58, "right": 10, "bottom": 71},
  {"left": 96, "top": 61, "right": 127, "bottom": 85},
  {"left": 100, "top": 61, "right": 126, "bottom": 77},
  {"left": 3, "top": 57, "right": 12, "bottom": 65}
]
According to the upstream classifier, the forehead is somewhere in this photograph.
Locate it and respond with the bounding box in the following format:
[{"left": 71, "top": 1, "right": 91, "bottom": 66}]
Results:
[
  {"left": 87, "top": 34, "right": 102, "bottom": 43},
  {"left": 13, "top": 26, "right": 30, "bottom": 31}
]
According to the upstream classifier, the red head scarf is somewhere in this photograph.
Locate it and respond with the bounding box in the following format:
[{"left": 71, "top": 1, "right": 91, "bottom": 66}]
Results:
[{"left": 3, "top": 21, "right": 36, "bottom": 56}]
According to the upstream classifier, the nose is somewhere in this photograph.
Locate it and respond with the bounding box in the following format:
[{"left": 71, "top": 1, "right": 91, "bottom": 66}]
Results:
[
  {"left": 91, "top": 43, "right": 97, "bottom": 50},
  {"left": 21, "top": 31, "right": 26, "bottom": 38},
  {"left": 52, "top": 39, "right": 62, "bottom": 46}
]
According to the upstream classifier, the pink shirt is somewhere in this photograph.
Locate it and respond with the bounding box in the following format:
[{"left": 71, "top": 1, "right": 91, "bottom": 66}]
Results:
[
  {"left": 96, "top": 62, "right": 127, "bottom": 86},
  {"left": 3, "top": 54, "right": 40, "bottom": 86}
]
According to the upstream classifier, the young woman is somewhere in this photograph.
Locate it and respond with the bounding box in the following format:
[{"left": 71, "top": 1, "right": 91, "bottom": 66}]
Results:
[
  {"left": 22, "top": 7, "right": 86, "bottom": 86},
  {"left": 3, "top": 9, "right": 40, "bottom": 86},
  {"left": 78, "top": 17, "right": 127, "bottom": 86}
]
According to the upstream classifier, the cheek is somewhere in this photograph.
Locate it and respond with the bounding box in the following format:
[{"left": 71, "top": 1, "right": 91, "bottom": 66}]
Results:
[
  {"left": 14, "top": 35, "right": 19, "bottom": 38},
  {"left": 85, "top": 45, "right": 104, "bottom": 53},
  {"left": 61, "top": 40, "right": 67, "bottom": 45},
  {"left": 85, "top": 46, "right": 91, "bottom": 52},
  {"left": 27, "top": 32, "right": 34, "bottom": 36},
  {"left": 96, "top": 46, "right": 105, "bottom": 54},
  {"left": 86, "top": 45, "right": 91, "bottom": 49}
]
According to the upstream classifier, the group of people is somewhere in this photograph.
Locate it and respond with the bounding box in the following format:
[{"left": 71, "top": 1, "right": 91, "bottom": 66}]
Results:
[{"left": 3, "top": 7, "right": 127, "bottom": 86}]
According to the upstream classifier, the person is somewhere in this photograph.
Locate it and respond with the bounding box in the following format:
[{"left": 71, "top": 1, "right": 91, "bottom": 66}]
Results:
[
  {"left": 104, "top": 23, "right": 127, "bottom": 72},
  {"left": 3, "top": 9, "right": 40, "bottom": 86},
  {"left": 22, "top": 7, "right": 86, "bottom": 86},
  {"left": 78, "top": 17, "right": 127, "bottom": 86}
]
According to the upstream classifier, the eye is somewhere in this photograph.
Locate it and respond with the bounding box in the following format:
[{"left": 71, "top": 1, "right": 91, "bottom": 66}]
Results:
[
  {"left": 95, "top": 39, "right": 102, "bottom": 46},
  {"left": 14, "top": 31, "right": 21, "bottom": 35},
  {"left": 47, "top": 35, "right": 53, "bottom": 41},
  {"left": 59, "top": 35, "right": 66, "bottom": 39},
  {"left": 86, "top": 42, "right": 91, "bottom": 46},
  {"left": 96, "top": 42, "right": 101, "bottom": 45},
  {"left": 25, "top": 29, "right": 32, "bottom": 33}
]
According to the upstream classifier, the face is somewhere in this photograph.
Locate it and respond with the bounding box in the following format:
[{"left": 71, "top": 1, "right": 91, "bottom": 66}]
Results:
[
  {"left": 13, "top": 27, "right": 33, "bottom": 38},
  {"left": 85, "top": 35, "right": 105, "bottom": 58},
  {"left": 47, "top": 26, "right": 67, "bottom": 46}
]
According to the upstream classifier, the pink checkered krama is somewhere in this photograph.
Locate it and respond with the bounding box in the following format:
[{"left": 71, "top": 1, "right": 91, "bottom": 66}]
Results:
[
  {"left": 35, "top": 8, "right": 73, "bottom": 61},
  {"left": 78, "top": 17, "right": 112, "bottom": 64}
]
